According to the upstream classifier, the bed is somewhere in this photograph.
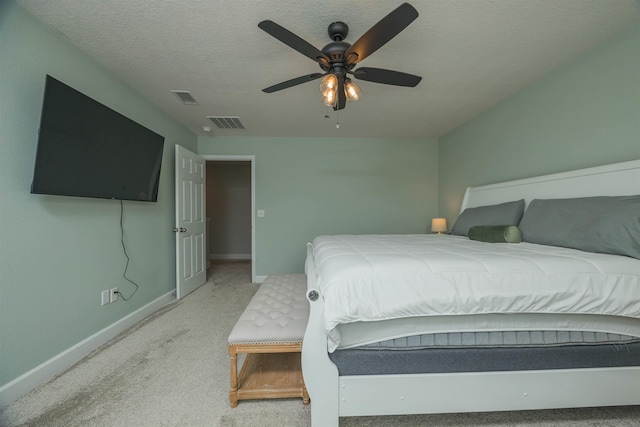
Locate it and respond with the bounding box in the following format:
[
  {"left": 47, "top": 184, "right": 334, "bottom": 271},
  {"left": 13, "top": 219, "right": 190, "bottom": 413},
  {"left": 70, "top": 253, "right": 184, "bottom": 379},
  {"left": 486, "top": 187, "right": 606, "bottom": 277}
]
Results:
[{"left": 301, "top": 159, "right": 640, "bottom": 426}]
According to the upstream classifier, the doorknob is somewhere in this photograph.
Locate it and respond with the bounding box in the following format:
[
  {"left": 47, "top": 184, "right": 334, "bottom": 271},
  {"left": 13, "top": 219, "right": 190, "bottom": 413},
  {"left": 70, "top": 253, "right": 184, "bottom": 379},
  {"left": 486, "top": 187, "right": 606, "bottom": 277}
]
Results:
[{"left": 173, "top": 227, "right": 187, "bottom": 233}]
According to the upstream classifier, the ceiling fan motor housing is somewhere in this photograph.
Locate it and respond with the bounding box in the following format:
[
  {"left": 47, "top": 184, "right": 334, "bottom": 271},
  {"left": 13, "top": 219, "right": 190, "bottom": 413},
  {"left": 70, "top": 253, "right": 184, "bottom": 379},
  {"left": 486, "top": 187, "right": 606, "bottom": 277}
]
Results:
[
  {"left": 321, "top": 41, "right": 352, "bottom": 72},
  {"left": 321, "top": 22, "right": 355, "bottom": 74}
]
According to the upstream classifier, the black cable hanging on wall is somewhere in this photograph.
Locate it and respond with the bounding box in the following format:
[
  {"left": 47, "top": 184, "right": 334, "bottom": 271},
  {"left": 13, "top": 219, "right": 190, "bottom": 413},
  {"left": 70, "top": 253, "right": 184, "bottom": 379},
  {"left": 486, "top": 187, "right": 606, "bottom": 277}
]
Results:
[{"left": 118, "top": 200, "right": 139, "bottom": 301}]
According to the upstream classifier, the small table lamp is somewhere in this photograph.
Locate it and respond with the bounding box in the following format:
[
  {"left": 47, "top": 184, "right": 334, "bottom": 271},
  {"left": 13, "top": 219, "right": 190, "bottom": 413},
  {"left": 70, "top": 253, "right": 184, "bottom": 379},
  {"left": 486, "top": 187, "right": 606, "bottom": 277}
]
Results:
[{"left": 431, "top": 218, "right": 448, "bottom": 234}]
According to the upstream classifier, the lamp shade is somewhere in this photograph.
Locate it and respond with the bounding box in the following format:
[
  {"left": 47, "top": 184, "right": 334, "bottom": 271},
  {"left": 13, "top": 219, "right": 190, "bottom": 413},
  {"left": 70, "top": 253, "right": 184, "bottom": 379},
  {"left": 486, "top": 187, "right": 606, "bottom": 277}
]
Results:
[
  {"left": 431, "top": 218, "right": 448, "bottom": 234},
  {"left": 344, "top": 79, "right": 361, "bottom": 101},
  {"left": 320, "top": 74, "right": 338, "bottom": 106}
]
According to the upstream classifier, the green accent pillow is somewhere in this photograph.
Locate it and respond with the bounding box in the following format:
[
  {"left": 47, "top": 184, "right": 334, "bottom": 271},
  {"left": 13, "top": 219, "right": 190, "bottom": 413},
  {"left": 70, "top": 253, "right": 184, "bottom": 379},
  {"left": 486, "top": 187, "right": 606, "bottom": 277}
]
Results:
[{"left": 468, "top": 225, "right": 522, "bottom": 243}]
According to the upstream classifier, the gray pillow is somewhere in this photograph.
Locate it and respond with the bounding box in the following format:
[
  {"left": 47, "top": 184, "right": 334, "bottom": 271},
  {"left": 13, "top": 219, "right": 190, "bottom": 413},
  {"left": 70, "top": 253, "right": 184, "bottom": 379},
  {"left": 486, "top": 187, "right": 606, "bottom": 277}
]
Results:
[
  {"left": 450, "top": 199, "right": 525, "bottom": 236},
  {"left": 519, "top": 196, "right": 640, "bottom": 259}
]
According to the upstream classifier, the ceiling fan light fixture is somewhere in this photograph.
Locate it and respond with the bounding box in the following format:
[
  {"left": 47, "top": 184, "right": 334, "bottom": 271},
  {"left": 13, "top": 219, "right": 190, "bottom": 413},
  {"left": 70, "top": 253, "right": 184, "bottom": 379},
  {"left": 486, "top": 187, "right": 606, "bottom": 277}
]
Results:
[
  {"left": 319, "top": 74, "right": 338, "bottom": 97},
  {"left": 345, "top": 79, "right": 361, "bottom": 102},
  {"left": 320, "top": 74, "right": 338, "bottom": 106},
  {"left": 323, "top": 87, "right": 337, "bottom": 107},
  {"left": 258, "top": 3, "right": 421, "bottom": 112}
]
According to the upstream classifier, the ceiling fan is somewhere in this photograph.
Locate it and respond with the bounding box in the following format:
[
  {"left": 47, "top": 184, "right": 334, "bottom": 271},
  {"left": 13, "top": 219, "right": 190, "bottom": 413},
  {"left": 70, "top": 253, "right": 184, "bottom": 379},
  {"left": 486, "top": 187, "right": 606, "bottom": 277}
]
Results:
[{"left": 258, "top": 2, "right": 422, "bottom": 111}]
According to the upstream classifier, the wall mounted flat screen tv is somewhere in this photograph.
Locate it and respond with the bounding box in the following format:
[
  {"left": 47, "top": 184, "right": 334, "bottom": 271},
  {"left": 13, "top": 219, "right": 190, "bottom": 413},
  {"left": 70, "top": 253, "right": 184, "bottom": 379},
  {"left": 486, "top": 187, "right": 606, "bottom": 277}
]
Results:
[{"left": 31, "top": 75, "right": 165, "bottom": 202}]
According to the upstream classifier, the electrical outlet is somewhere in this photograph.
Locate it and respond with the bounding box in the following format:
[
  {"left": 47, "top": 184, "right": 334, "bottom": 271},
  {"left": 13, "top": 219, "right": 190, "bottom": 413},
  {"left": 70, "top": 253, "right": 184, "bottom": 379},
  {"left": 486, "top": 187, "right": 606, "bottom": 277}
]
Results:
[
  {"left": 101, "top": 290, "right": 110, "bottom": 306},
  {"left": 110, "top": 287, "right": 118, "bottom": 303}
]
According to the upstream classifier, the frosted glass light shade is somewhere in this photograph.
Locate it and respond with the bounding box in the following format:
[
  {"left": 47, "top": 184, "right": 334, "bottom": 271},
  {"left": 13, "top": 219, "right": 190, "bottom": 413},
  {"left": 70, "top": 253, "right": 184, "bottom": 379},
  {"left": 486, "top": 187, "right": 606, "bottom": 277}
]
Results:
[
  {"left": 320, "top": 74, "right": 339, "bottom": 107},
  {"left": 345, "top": 79, "right": 361, "bottom": 101},
  {"left": 319, "top": 74, "right": 338, "bottom": 96},
  {"left": 323, "top": 88, "right": 337, "bottom": 107}
]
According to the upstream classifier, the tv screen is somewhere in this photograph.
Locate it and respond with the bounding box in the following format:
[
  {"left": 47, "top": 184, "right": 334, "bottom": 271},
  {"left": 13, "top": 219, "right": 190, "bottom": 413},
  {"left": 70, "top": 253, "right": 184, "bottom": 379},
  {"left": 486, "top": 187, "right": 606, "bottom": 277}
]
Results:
[{"left": 31, "top": 75, "right": 165, "bottom": 202}]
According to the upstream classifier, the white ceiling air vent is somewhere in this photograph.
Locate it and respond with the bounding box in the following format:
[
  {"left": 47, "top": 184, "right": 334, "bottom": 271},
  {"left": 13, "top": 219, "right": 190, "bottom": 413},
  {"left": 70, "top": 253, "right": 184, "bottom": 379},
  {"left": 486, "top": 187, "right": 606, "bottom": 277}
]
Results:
[
  {"left": 206, "top": 116, "right": 245, "bottom": 129},
  {"left": 171, "top": 90, "right": 198, "bottom": 105}
]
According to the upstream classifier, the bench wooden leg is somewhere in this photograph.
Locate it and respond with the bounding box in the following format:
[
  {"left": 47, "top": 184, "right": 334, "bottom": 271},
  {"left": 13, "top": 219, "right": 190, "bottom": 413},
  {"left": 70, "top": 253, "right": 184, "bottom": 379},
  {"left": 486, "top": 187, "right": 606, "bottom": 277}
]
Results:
[
  {"left": 229, "top": 348, "right": 238, "bottom": 408},
  {"left": 302, "top": 383, "right": 310, "bottom": 405}
]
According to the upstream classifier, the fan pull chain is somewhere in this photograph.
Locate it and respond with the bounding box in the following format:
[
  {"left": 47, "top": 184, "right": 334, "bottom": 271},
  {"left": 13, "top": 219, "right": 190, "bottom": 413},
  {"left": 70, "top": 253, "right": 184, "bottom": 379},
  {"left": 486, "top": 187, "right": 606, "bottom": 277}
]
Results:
[{"left": 336, "top": 109, "right": 340, "bottom": 129}]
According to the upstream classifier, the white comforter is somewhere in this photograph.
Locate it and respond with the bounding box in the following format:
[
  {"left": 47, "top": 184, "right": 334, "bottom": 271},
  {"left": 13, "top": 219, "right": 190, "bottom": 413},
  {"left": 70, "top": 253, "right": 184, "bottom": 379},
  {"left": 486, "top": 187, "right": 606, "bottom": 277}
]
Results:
[{"left": 310, "top": 234, "right": 640, "bottom": 351}]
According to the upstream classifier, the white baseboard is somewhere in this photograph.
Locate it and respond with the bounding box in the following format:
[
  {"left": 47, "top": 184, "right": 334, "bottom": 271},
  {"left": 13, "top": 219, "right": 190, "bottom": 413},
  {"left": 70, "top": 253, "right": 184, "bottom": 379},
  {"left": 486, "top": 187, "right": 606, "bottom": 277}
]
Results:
[
  {"left": 0, "top": 290, "right": 176, "bottom": 409},
  {"left": 209, "top": 253, "right": 251, "bottom": 260},
  {"left": 255, "top": 275, "right": 267, "bottom": 283}
]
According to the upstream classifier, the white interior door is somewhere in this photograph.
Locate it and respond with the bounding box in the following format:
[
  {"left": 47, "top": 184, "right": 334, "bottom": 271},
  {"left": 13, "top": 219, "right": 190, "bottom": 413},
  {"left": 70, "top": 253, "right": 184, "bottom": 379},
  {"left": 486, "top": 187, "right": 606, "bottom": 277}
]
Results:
[{"left": 175, "top": 145, "right": 206, "bottom": 299}]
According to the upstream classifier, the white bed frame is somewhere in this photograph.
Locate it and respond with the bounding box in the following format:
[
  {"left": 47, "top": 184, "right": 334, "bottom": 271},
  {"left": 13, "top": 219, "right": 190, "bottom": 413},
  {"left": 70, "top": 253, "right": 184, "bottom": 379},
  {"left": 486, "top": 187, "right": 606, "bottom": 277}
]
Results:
[{"left": 302, "top": 159, "right": 640, "bottom": 426}]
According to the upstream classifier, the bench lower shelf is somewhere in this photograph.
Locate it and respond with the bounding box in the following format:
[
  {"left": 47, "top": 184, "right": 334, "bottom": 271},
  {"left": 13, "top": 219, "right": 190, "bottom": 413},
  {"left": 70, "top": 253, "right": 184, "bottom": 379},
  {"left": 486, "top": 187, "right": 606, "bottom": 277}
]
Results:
[{"left": 229, "top": 345, "right": 310, "bottom": 407}]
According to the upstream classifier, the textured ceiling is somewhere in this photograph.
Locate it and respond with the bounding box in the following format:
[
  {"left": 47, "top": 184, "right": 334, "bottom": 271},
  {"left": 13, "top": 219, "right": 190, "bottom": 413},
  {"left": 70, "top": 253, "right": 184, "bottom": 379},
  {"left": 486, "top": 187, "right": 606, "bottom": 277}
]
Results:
[{"left": 17, "top": 0, "right": 640, "bottom": 139}]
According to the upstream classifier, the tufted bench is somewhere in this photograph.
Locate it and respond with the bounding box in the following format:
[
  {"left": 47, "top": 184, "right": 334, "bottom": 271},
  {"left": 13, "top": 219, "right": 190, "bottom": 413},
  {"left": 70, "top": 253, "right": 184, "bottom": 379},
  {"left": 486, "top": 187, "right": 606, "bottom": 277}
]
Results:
[{"left": 227, "top": 274, "right": 310, "bottom": 407}]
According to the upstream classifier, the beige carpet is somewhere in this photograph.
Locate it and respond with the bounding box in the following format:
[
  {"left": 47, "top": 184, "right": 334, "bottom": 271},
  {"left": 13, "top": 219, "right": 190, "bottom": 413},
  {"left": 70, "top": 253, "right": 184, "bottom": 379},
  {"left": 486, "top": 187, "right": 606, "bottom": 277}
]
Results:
[{"left": 1, "top": 261, "right": 639, "bottom": 427}]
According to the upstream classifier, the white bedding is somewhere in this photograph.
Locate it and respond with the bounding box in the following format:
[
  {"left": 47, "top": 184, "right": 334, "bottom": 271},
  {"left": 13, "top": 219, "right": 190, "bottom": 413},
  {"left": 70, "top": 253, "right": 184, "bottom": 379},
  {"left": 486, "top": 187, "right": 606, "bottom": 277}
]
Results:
[{"left": 310, "top": 234, "right": 640, "bottom": 352}]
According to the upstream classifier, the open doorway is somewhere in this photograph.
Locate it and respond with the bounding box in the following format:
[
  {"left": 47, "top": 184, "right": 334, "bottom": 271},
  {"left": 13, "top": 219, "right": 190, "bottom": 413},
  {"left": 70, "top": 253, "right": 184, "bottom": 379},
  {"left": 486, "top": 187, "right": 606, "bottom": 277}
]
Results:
[{"left": 202, "top": 155, "right": 256, "bottom": 283}]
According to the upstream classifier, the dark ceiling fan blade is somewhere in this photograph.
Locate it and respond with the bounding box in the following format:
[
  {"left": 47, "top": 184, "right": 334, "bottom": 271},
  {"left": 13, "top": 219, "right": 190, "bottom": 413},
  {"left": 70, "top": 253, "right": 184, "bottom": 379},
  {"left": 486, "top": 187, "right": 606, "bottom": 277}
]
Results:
[
  {"left": 344, "top": 3, "right": 418, "bottom": 65},
  {"left": 258, "top": 20, "right": 329, "bottom": 66},
  {"left": 352, "top": 67, "right": 422, "bottom": 87},
  {"left": 262, "top": 73, "right": 325, "bottom": 93}
]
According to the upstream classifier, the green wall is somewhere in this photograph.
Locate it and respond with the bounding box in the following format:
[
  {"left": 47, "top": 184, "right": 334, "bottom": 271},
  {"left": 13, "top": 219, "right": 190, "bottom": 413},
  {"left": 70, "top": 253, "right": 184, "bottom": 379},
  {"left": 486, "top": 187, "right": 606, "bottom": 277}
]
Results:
[
  {"left": 439, "top": 24, "right": 640, "bottom": 224},
  {"left": 198, "top": 137, "right": 439, "bottom": 275},
  {"left": 0, "top": 2, "right": 196, "bottom": 388}
]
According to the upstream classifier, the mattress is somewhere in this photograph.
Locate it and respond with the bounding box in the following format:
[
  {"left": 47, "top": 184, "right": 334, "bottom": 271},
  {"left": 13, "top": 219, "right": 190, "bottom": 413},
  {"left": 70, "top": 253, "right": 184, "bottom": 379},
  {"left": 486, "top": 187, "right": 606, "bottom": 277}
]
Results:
[
  {"left": 329, "top": 339, "right": 640, "bottom": 375},
  {"left": 330, "top": 329, "right": 640, "bottom": 376},
  {"left": 357, "top": 330, "right": 640, "bottom": 349},
  {"left": 310, "top": 234, "right": 640, "bottom": 351},
  {"left": 335, "top": 312, "right": 640, "bottom": 349}
]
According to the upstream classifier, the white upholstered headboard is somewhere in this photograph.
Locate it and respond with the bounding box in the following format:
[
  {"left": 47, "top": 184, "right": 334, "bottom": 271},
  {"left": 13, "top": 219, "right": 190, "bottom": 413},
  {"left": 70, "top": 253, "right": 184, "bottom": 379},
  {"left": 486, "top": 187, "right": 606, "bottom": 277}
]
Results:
[{"left": 460, "top": 159, "right": 640, "bottom": 213}]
